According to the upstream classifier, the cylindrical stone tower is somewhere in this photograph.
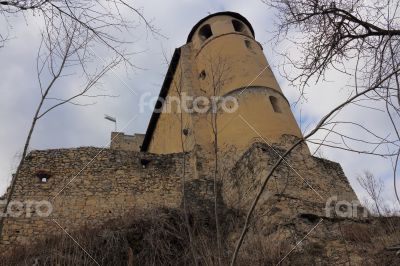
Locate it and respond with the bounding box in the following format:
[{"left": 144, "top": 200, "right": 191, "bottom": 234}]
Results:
[
  {"left": 187, "top": 12, "right": 303, "bottom": 152},
  {"left": 141, "top": 12, "right": 304, "bottom": 155}
]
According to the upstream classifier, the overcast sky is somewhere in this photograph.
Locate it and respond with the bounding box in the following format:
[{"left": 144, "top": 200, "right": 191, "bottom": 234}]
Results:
[{"left": 0, "top": 0, "right": 399, "bottom": 211}]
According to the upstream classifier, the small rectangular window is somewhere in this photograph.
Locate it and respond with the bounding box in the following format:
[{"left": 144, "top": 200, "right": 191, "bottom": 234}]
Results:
[{"left": 245, "top": 40, "right": 252, "bottom": 49}]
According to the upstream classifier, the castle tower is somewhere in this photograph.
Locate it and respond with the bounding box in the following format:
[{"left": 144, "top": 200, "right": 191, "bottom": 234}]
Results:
[
  {"left": 0, "top": 12, "right": 364, "bottom": 259},
  {"left": 141, "top": 12, "right": 303, "bottom": 154}
]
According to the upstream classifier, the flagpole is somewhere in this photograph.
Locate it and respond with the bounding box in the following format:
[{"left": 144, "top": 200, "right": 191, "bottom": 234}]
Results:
[{"left": 104, "top": 115, "right": 117, "bottom": 132}]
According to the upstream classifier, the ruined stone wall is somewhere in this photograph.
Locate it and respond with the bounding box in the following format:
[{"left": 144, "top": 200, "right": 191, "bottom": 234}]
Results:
[
  {"left": 0, "top": 137, "right": 365, "bottom": 256},
  {"left": 110, "top": 132, "right": 145, "bottom": 151},
  {"left": 224, "top": 140, "right": 361, "bottom": 223},
  {"left": 0, "top": 189, "right": 7, "bottom": 201},
  {"left": 0, "top": 185, "right": 10, "bottom": 227},
  {"left": 0, "top": 147, "right": 188, "bottom": 253},
  {"left": 222, "top": 140, "right": 368, "bottom": 265},
  {"left": 0, "top": 190, "right": 6, "bottom": 236},
  {"left": 0, "top": 181, "right": 11, "bottom": 200}
]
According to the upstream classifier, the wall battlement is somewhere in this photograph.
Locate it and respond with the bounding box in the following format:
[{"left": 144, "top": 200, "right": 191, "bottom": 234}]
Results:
[{"left": 110, "top": 132, "right": 145, "bottom": 151}]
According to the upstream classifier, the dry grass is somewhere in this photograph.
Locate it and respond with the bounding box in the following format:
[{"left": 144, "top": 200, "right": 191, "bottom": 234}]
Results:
[
  {"left": 0, "top": 207, "right": 230, "bottom": 266},
  {"left": 1, "top": 208, "right": 400, "bottom": 265}
]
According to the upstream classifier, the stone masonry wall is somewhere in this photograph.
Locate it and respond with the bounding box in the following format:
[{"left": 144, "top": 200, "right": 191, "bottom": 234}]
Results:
[
  {"left": 223, "top": 141, "right": 369, "bottom": 265},
  {"left": 0, "top": 137, "right": 364, "bottom": 256},
  {"left": 110, "top": 132, "right": 145, "bottom": 151},
  {"left": 0, "top": 147, "right": 188, "bottom": 254},
  {"left": 224, "top": 141, "right": 362, "bottom": 223}
]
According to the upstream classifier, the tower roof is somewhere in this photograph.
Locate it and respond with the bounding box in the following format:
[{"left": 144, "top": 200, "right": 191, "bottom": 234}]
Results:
[{"left": 186, "top": 11, "right": 255, "bottom": 43}]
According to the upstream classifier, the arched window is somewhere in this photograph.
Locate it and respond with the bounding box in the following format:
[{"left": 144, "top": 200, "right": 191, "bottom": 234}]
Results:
[
  {"left": 198, "top": 24, "right": 212, "bottom": 41},
  {"left": 269, "top": 96, "right": 282, "bottom": 113},
  {"left": 232, "top": 19, "right": 246, "bottom": 33}
]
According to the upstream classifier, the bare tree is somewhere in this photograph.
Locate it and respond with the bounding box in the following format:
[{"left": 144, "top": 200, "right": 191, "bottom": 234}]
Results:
[
  {"left": 0, "top": 18, "right": 123, "bottom": 238},
  {"left": 0, "top": 0, "right": 160, "bottom": 240},
  {"left": 265, "top": 0, "right": 400, "bottom": 92},
  {"left": 230, "top": 64, "right": 400, "bottom": 265},
  {"left": 208, "top": 55, "right": 230, "bottom": 266},
  {"left": 161, "top": 51, "right": 232, "bottom": 265},
  {"left": 261, "top": 0, "right": 400, "bottom": 205},
  {"left": 357, "top": 171, "right": 384, "bottom": 216},
  {"left": 230, "top": 0, "right": 400, "bottom": 260},
  {"left": 0, "top": 0, "right": 160, "bottom": 51},
  {"left": 162, "top": 49, "right": 199, "bottom": 265}
]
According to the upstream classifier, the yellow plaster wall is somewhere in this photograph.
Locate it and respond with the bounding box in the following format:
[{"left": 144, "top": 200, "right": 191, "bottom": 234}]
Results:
[
  {"left": 147, "top": 58, "right": 195, "bottom": 154},
  {"left": 147, "top": 14, "right": 304, "bottom": 155}
]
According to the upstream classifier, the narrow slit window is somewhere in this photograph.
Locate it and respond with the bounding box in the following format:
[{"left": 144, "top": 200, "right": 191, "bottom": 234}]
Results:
[
  {"left": 198, "top": 24, "right": 212, "bottom": 41},
  {"left": 269, "top": 96, "right": 282, "bottom": 113},
  {"left": 245, "top": 40, "right": 252, "bottom": 49},
  {"left": 232, "top": 19, "right": 245, "bottom": 33},
  {"left": 199, "top": 70, "right": 206, "bottom": 80}
]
